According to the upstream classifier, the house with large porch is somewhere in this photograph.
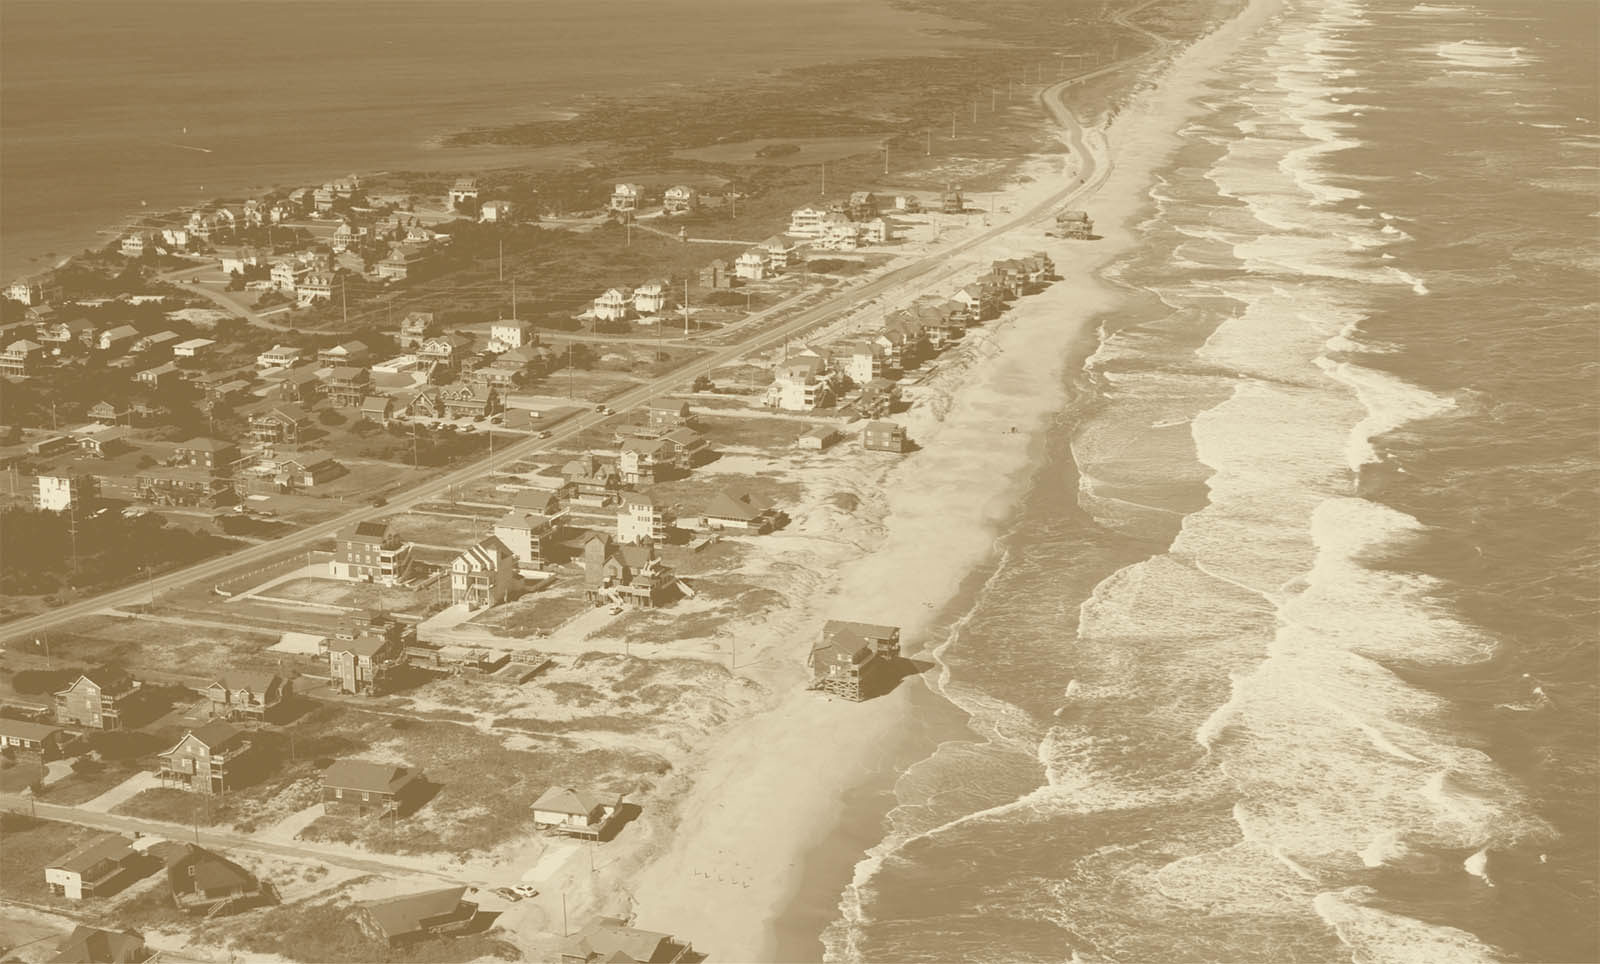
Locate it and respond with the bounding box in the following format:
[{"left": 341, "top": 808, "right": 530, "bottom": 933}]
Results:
[
  {"left": 807, "top": 621, "right": 902, "bottom": 701},
  {"left": 156, "top": 721, "right": 254, "bottom": 795}
]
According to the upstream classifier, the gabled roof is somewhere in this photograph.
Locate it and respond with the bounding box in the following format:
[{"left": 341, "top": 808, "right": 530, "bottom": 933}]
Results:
[
  {"left": 321, "top": 759, "right": 416, "bottom": 794},
  {"left": 0, "top": 718, "right": 65, "bottom": 742},
  {"left": 181, "top": 720, "right": 242, "bottom": 751},
  {"left": 701, "top": 490, "right": 769, "bottom": 523},
  {"left": 621, "top": 437, "right": 673, "bottom": 457},
  {"left": 205, "top": 671, "right": 281, "bottom": 696},
  {"left": 176, "top": 436, "right": 233, "bottom": 452},
  {"left": 563, "top": 916, "right": 677, "bottom": 964},
  {"left": 359, "top": 886, "right": 471, "bottom": 940},
  {"left": 48, "top": 925, "right": 148, "bottom": 964},
  {"left": 531, "top": 786, "right": 619, "bottom": 816},
  {"left": 166, "top": 844, "right": 257, "bottom": 895},
  {"left": 455, "top": 536, "right": 511, "bottom": 571},
  {"left": 345, "top": 519, "right": 389, "bottom": 541},
  {"left": 51, "top": 834, "right": 136, "bottom": 874},
  {"left": 332, "top": 632, "right": 397, "bottom": 659},
  {"left": 361, "top": 396, "right": 393, "bottom": 413}
]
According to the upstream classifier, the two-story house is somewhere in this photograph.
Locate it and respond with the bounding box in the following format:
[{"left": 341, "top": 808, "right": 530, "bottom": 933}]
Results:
[
  {"left": 734, "top": 250, "right": 767, "bottom": 281},
  {"left": 318, "top": 340, "right": 370, "bottom": 367},
  {"left": 619, "top": 437, "right": 678, "bottom": 485},
  {"left": 662, "top": 185, "right": 697, "bottom": 214},
  {"left": 327, "top": 632, "right": 404, "bottom": 696},
  {"left": 862, "top": 419, "right": 908, "bottom": 453},
  {"left": 256, "top": 344, "right": 302, "bottom": 370},
  {"left": 807, "top": 621, "right": 902, "bottom": 701},
  {"left": 439, "top": 382, "right": 497, "bottom": 419},
  {"left": 609, "top": 183, "right": 644, "bottom": 213},
  {"left": 172, "top": 437, "right": 239, "bottom": 476},
  {"left": 561, "top": 455, "right": 622, "bottom": 503},
  {"left": 632, "top": 280, "right": 669, "bottom": 315},
  {"left": 450, "top": 537, "right": 517, "bottom": 610},
  {"left": 591, "top": 288, "right": 631, "bottom": 323},
  {"left": 764, "top": 356, "right": 835, "bottom": 412},
  {"left": 581, "top": 534, "right": 676, "bottom": 609},
  {"left": 356, "top": 887, "right": 478, "bottom": 947},
  {"left": 398, "top": 310, "right": 434, "bottom": 348},
  {"left": 329, "top": 520, "right": 412, "bottom": 584},
  {"left": 54, "top": 667, "right": 140, "bottom": 730},
  {"left": 322, "top": 366, "right": 369, "bottom": 408},
  {"left": 488, "top": 319, "right": 532, "bottom": 352},
  {"left": 157, "top": 720, "right": 254, "bottom": 795},
  {"left": 248, "top": 405, "right": 309, "bottom": 445},
  {"left": 202, "top": 672, "right": 291, "bottom": 722}
]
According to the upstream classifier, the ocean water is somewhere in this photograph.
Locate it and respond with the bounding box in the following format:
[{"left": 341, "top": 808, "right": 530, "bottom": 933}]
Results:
[
  {"left": 825, "top": 0, "right": 1599, "bottom": 961},
  {"left": 0, "top": 0, "right": 964, "bottom": 280}
]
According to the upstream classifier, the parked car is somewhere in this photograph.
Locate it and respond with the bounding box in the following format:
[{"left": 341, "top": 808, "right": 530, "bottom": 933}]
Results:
[
  {"left": 537, "top": 430, "right": 552, "bottom": 439},
  {"left": 492, "top": 887, "right": 521, "bottom": 902},
  {"left": 511, "top": 884, "right": 539, "bottom": 898}
]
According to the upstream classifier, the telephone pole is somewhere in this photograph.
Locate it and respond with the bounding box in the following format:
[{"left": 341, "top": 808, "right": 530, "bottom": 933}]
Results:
[
  {"left": 498, "top": 239, "right": 504, "bottom": 281},
  {"left": 683, "top": 279, "right": 691, "bottom": 336}
]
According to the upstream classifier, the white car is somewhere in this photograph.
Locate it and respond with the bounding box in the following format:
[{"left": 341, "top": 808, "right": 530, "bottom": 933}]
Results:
[{"left": 511, "top": 884, "right": 539, "bottom": 898}]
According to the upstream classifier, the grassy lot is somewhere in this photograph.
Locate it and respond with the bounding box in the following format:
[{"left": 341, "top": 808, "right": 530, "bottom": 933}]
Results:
[
  {"left": 474, "top": 589, "right": 590, "bottom": 639},
  {"left": 697, "top": 413, "right": 822, "bottom": 452},
  {"left": 111, "top": 761, "right": 320, "bottom": 835},
  {"left": 380, "top": 512, "right": 493, "bottom": 549},
  {"left": 285, "top": 702, "right": 667, "bottom": 856},
  {"left": 0, "top": 813, "right": 108, "bottom": 907},
  {"left": 258, "top": 577, "right": 428, "bottom": 613}
]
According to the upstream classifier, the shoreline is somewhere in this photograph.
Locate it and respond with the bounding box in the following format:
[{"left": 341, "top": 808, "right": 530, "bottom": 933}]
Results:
[{"left": 616, "top": 0, "right": 1287, "bottom": 959}]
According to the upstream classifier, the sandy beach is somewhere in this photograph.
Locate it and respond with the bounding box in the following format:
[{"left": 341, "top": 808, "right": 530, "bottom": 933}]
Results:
[{"left": 619, "top": 2, "right": 1284, "bottom": 960}]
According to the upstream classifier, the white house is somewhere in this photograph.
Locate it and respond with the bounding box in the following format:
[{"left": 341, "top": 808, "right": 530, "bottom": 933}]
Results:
[
  {"left": 173, "top": 338, "right": 215, "bottom": 358},
  {"left": 448, "top": 177, "right": 479, "bottom": 206},
  {"left": 764, "top": 356, "right": 835, "bottom": 412},
  {"left": 296, "top": 275, "right": 333, "bottom": 307},
  {"left": 592, "top": 288, "right": 631, "bottom": 322},
  {"left": 45, "top": 834, "right": 137, "bottom": 901},
  {"left": 859, "top": 218, "right": 892, "bottom": 244},
  {"left": 97, "top": 325, "right": 139, "bottom": 352},
  {"left": 270, "top": 261, "right": 303, "bottom": 292},
  {"left": 838, "top": 341, "right": 884, "bottom": 386},
  {"left": 610, "top": 183, "right": 644, "bottom": 213},
  {"left": 159, "top": 227, "right": 190, "bottom": 249},
  {"left": 662, "top": 185, "right": 697, "bottom": 214},
  {"left": 479, "top": 200, "right": 514, "bottom": 223},
  {"left": 531, "top": 787, "right": 622, "bottom": 836},
  {"left": 489, "top": 319, "right": 532, "bottom": 352},
  {"left": 119, "top": 234, "right": 148, "bottom": 258},
  {"left": 735, "top": 251, "right": 768, "bottom": 281},
  {"left": 219, "top": 247, "right": 261, "bottom": 275},
  {"left": 617, "top": 495, "right": 668, "bottom": 544},
  {"left": 788, "top": 207, "right": 828, "bottom": 237},
  {"left": 450, "top": 536, "right": 517, "bottom": 610},
  {"left": 256, "top": 345, "right": 302, "bottom": 370},
  {"left": 760, "top": 236, "right": 793, "bottom": 270},
  {"left": 37, "top": 476, "right": 86, "bottom": 512},
  {"left": 632, "top": 280, "right": 669, "bottom": 315}
]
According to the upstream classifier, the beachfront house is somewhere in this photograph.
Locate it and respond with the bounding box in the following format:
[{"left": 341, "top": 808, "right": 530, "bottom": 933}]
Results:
[
  {"left": 632, "top": 280, "right": 669, "bottom": 316},
  {"left": 356, "top": 887, "right": 478, "bottom": 946},
  {"left": 531, "top": 787, "right": 622, "bottom": 837},
  {"left": 493, "top": 507, "right": 565, "bottom": 570},
  {"left": 788, "top": 206, "right": 828, "bottom": 237},
  {"left": 448, "top": 177, "right": 479, "bottom": 207},
  {"left": 764, "top": 356, "right": 835, "bottom": 412},
  {"left": 581, "top": 535, "right": 677, "bottom": 609},
  {"left": 0, "top": 719, "right": 72, "bottom": 760},
  {"left": 807, "top": 621, "right": 902, "bottom": 701},
  {"left": 46, "top": 926, "right": 152, "bottom": 963},
  {"left": 166, "top": 845, "right": 270, "bottom": 915},
  {"left": 559, "top": 916, "right": 693, "bottom": 964}
]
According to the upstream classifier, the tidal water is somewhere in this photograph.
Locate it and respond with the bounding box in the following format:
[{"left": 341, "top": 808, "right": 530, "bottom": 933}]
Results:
[
  {"left": 825, "top": 0, "right": 1599, "bottom": 960},
  {"left": 0, "top": 0, "right": 964, "bottom": 280}
]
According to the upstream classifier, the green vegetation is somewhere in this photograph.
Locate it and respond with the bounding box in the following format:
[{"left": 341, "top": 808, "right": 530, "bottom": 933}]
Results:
[{"left": 0, "top": 509, "right": 243, "bottom": 600}]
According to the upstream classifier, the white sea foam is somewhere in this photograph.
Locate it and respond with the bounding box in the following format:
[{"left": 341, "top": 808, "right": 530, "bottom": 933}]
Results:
[
  {"left": 1314, "top": 888, "right": 1505, "bottom": 963},
  {"left": 1435, "top": 40, "right": 1534, "bottom": 69},
  {"left": 1464, "top": 847, "right": 1493, "bottom": 885},
  {"left": 1313, "top": 357, "right": 1455, "bottom": 469}
]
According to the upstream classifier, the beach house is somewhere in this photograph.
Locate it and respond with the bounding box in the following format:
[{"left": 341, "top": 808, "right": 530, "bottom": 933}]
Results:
[
  {"left": 166, "top": 845, "right": 269, "bottom": 915},
  {"left": 592, "top": 287, "right": 631, "bottom": 322},
  {"left": 356, "top": 887, "right": 478, "bottom": 946},
  {"left": 156, "top": 721, "right": 255, "bottom": 795},
  {"left": 531, "top": 787, "right": 622, "bottom": 838},
  {"left": 448, "top": 177, "right": 479, "bottom": 207},
  {"left": 563, "top": 455, "right": 622, "bottom": 503},
  {"left": 632, "top": 280, "right": 669, "bottom": 315},
  {"left": 54, "top": 667, "right": 141, "bottom": 730},
  {"left": 330, "top": 520, "right": 412, "bottom": 584},
  {"left": 610, "top": 183, "right": 644, "bottom": 213},
  {"left": 45, "top": 834, "right": 143, "bottom": 901},
  {"left": 735, "top": 250, "right": 768, "bottom": 280},
  {"left": 663, "top": 185, "right": 698, "bottom": 213},
  {"left": 322, "top": 759, "right": 426, "bottom": 817},
  {"left": 0, "top": 719, "right": 72, "bottom": 760},
  {"left": 560, "top": 916, "right": 693, "bottom": 964},
  {"left": 582, "top": 535, "right": 677, "bottom": 609},
  {"left": 450, "top": 537, "right": 517, "bottom": 610},
  {"left": 765, "top": 356, "right": 835, "bottom": 412},
  {"left": 619, "top": 437, "right": 677, "bottom": 485},
  {"left": 788, "top": 206, "right": 828, "bottom": 237},
  {"left": 493, "top": 507, "right": 565, "bottom": 569},
  {"left": 46, "top": 926, "right": 151, "bottom": 963},
  {"left": 202, "top": 673, "right": 291, "bottom": 722},
  {"left": 478, "top": 199, "right": 514, "bottom": 223},
  {"left": 807, "top": 621, "right": 902, "bottom": 701},
  {"left": 862, "top": 419, "right": 908, "bottom": 453},
  {"left": 617, "top": 494, "right": 670, "bottom": 544}
]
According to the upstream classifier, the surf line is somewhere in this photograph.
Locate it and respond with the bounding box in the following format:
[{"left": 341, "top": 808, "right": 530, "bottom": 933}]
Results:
[{"left": 168, "top": 143, "right": 213, "bottom": 154}]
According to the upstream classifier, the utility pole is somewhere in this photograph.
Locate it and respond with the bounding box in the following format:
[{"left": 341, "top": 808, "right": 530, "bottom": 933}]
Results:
[
  {"left": 568, "top": 343, "right": 574, "bottom": 398},
  {"left": 562, "top": 893, "right": 568, "bottom": 938},
  {"left": 498, "top": 239, "right": 503, "bottom": 282},
  {"left": 341, "top": 280, "right": 348, "bottom": 326},
  {"left": 820, "top": 162, "right": 826, "bottom": 196},
  {"left": 951, "top": 111, "right": 958, "bottom": 140},
  {"left": 925, "top": 129, "right": 932, "bottom": 155},
  {"left": 684, "top": 279, "right": 690, "bottom": 336}
]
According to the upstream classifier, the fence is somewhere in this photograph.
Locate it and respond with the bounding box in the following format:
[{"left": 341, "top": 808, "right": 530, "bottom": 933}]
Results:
[{"left": 212, "top": 550, "right": 332, "bottom": 598}]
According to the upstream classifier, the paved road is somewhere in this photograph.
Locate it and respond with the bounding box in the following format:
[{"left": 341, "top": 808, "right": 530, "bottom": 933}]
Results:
[
  {"left": 0, "top": 795, "right": 481, "bottom": 884},
  {"left": 2, "top": 45, "right": 1133, "bottom": 644}
]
